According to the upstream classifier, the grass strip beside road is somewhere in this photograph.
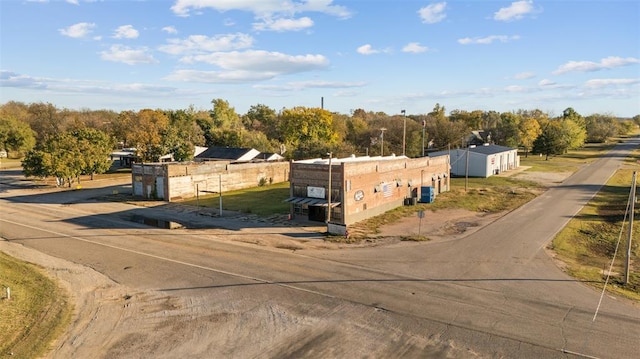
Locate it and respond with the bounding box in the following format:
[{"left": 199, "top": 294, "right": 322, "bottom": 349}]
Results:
[
  {"left": 0, "top": 251, "right": 72, "bottom": 358},
  {"left": 550, "top": 152, "right": 640, "bottom": 300}
]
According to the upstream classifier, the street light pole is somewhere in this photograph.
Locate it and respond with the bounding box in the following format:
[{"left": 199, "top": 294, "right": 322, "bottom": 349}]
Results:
[
  {"left": 380, "top": 128, "right": 387, "bottom": 156},
  {"left": 327, "top": 152, "right": 332, "bottom": 223},
  {"left": 401, "top": 110, "right": 406, "bottom": 156},
  {"left": 421, "top": 119, "right": 426, "bottom": 157}
]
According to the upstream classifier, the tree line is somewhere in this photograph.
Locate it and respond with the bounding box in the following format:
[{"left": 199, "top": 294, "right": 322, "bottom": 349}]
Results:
[{"left": 1, "top": 100, "right": 637, "bottom": 186}]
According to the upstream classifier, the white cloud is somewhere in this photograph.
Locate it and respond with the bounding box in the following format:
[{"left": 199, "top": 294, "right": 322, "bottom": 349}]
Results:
[
  {"left": 418, "top": 2, "right": 447, "bottom": 24},
  {"left": 0, "top": 70, "right": 48, "bottom": 89},
  {"left": 585, "top": 78, "right": 640, "bottom": 88},
  {"left": 171, "top": 0, "right": 351, "bottom": 19},
  {"left": 1, "top": 70, "right": 177, "bottom": 95},
  {"left": 158, "top": 33, "right": 254, "bottom": 55},
  {"left": 514, "top": 72, "right": 535, "bottom": 80},
  {"left": 162, "top": 26, "right": 178, "bottom": 34},
  {"left": 538, "top": 79, "right": 556, "bottom": 86},
  {"left": 505, "top": 85, "right": 528, "bottom": 93},
  {"left": 165, "top": 69, "right": 276, "bottom": 83},
  {"left": 357, "top": 44, "right": 378, "bottom": 55},
  {"left": 402, "top": 42, "right": 428, "bottom": 53},
  {"left": 553, "top": 56, "right": 640, "bottom": 75},
  {"left": 254, "top": 80, "right": 367, "bottom": 91},
  {"left": 458, "top": 35, "right": 520, "bottom": 45},
  {"left": 494, "top": 1, "right": 535, "bottom": 22},
  {"left": 253, "top": 17, "right": 314, "bottom": 32},
  {"left": 179, "top": 50, "right": 329, "bottom": 74},
  {"left": 113, "top": 25, "right": 139, "bottom": 39},
  {"left": 100, "top": 45, "right": 158, "bottom": 65},
  {"left": 59, "top": 22, "right": 96, "bottom": 38}
]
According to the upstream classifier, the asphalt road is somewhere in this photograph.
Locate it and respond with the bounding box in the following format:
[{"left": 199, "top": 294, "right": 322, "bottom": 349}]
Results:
[{"left": 1, "top": 140, "right": 639, "bottom": 358}]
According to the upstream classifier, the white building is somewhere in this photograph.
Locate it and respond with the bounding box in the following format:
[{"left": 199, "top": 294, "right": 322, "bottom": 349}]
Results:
[{"left": 430, "top": 144, "right": 519, "bottom": 178}]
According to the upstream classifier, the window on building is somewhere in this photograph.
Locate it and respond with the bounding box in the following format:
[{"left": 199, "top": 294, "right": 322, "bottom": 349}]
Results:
[{"left": 293, "top": 185, "right": 307, "bottom": 197}]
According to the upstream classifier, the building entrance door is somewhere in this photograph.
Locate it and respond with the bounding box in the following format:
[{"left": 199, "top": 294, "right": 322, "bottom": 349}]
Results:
[{"left": 308, "top": 205, "right": 326, "bottom": 222}]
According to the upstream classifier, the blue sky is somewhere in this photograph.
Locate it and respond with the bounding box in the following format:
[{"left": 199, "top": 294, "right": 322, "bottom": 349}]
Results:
[{"left": 1, "top": 0, "right": 639, "bottom": 117}]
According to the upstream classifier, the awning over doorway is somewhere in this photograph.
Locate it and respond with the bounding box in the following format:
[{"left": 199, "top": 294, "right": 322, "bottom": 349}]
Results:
[{"left": 284, "top": 197, "right": 341, "bottom": 207}]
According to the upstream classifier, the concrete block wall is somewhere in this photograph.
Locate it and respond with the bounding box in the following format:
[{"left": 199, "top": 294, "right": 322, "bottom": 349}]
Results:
[{"left": 133, "top": 161, "right": 290, "bottom": 201}]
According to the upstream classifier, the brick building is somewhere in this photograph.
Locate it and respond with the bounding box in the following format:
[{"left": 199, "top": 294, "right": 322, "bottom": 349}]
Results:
[{"left": 287, "top": 154, "right": 450, "bottom": 233}]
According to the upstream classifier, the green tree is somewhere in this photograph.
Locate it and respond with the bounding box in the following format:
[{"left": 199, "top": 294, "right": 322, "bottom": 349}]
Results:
[
  {"left": 110, "top": 110, "right": 136, "bottom": 148},
  {"left": 428, "top": 103, "right": 447, "bottom": 121},
  {"left": 518, "top": 117, "right": 541, "bottom": 157},
  {"left": 585, "top": 114, "right": 619, "bottom": 143},
  {"left": 210, "top": 98, "right": 242, "bottom": 129},
  {"left": 23, "top": 132, "right": 81, "bottom": 187},
  {"left": 243, "top": 104, "right": 280, "bottom": 139},
  {"left": 481, "top": 111, "right": 501, "bottom": 130},
  {"left": 563, "top": 107, "right": 586, "bottom": 129},
  {"left": 561, "top": 117, "right": 587, "bottom": 150},
  {"left": 533, "top": 120, "right": 564, "bottom": 160},
  {"left": 279, "top": 107, "right": 338, "bottom": 157},
  {"left": 128, "top": 109, "right": 170, "bottom": 162},
  {"left": 26, "top": 102, "right": 64, "bottom": 142},
  {"left": 74, "top": 128, "right": 114, "bottom": 179},
  {"left": 21, "top": 149, "right": 50, "bottom": 179},
  {"left": 426, "top": 117, "right": 468, "bottom": 150},
  {"left": 198, "top": 99, "right": 245, "bottom": 147},
  {"left": 22, "top": 129, "right": 114, "bottom": 186},
  {"left": 495, "top": 112, "right": 521, "bottom": 147},
  {"left": 163, "top": 109, "right": 205, "bottom": 161},
  {"left": 241, "top": 130, "right": 278, "bottom": 153},
  {"left": 0, "top": 116, "right": 36, "bottom": 157}
]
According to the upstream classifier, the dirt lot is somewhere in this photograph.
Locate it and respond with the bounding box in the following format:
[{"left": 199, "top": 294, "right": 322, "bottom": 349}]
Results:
[{"left": 0, "top": 170, "right": 572, "bottom": 358}]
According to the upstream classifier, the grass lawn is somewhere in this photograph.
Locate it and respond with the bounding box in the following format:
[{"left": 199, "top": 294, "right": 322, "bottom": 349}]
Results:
[
  {"left": 0, "top": 251, "right": 72, "bottom": 358},
  {"left": 180, "top": 181, "right": 291, "bottom": 216},
  {"left": 349, "top": 175, "right": 544, "bottom": 237},
  {"left": 550, "top": 150, "right": 640, "bottom": 300},
  {"left": 520, "top": 141, "right": 616, "bottom": 172}
]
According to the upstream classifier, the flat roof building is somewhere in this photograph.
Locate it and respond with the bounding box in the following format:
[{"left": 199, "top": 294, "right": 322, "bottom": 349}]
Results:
[{"left": 288, "top": 154, "right": 450, "bottom": 234}]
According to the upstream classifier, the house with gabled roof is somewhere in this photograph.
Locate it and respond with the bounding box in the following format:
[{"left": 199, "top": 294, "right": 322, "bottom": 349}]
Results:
[{"left": 195, "top": 147, "right": 261, "bottom": 162}]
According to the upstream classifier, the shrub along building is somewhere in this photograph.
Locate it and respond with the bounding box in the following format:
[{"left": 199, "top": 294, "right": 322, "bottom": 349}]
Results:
[{"left": 287, "top": 154, "right": 450, "bottom": 234}]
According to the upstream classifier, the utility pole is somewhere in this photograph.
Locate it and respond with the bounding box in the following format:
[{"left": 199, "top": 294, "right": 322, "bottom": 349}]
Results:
[
  {"left": 465, "top": 145, "right": 469, "bottom": 192},
  {"left": 625, "top": 171, "right": 636, "bottom": 285},
  {"left": 421, "top": 120, "right": 426, "bottom": 157},
  {"left": 327, "top": 152, "right": 332, "bottom": 223},
  {"left": 401, "top": 110, "right": 406, "bottom": 156},
  {"left": 218, "top": 174, "right": 222, "bottom": 217},
  {"left": 380, "top": 128, "right": 387, "bottom": 156}
]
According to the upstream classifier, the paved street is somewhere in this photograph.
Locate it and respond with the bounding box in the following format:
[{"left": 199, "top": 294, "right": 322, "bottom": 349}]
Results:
[{"left": 1, "top": 139, "right": 639, "bottom": 358}]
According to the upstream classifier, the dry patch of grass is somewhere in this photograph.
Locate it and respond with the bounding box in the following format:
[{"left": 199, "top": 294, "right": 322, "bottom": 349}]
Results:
[
  {"left": 348, "top": 176, "right": 544, "bottom": 239},
  {"left": 551, "top": 165, "right": 640, "bottom": 300},
  {"left": 0, "top": 251, "right": 72, "bottom": 358}
]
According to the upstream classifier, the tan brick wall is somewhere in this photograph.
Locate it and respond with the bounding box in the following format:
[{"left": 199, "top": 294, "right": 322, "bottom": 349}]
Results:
[{"left": 290, "top": 155, "right": 450, "bottom": 226}]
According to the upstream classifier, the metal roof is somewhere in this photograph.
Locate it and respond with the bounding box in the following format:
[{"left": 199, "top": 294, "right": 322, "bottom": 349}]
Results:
[{"left": 467, "top": 144, "right": 516, "bottom": 155}]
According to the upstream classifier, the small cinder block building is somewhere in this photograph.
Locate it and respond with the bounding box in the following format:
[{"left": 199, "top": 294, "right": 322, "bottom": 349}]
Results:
[
  {"left": 132, "top": 161, "right": 289, "bottom": 201},
  {"left": 287, "top": 154, "right": 450, "bottom": 233}
]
